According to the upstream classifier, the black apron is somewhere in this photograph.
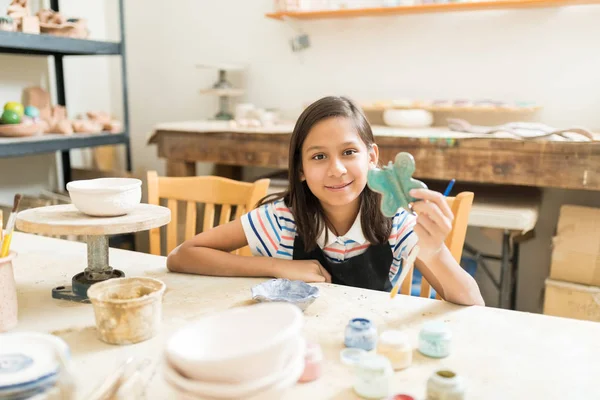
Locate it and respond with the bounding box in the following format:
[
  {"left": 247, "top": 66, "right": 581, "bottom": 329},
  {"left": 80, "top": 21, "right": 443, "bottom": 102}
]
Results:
[{"left": 293, "top": 236, "right": 394, "bottom": 292}]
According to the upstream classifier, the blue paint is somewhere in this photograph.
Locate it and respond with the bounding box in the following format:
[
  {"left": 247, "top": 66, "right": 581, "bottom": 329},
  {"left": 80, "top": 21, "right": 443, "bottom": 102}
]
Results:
[
  {"left": 344, "top": 318, "right": 377, "bottom": 351},
  {"left": 418, "top": 321, "right": 452, "bottom": 358}
]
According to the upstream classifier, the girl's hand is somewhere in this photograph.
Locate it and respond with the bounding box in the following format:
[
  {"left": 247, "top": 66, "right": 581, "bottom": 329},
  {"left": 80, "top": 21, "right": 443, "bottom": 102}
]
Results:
[
  {"left": 409, "top": 189, "right": 454, "bottom": 261},
  {"left": 274, "top": 259, "right": 332, "bottom": 283}
]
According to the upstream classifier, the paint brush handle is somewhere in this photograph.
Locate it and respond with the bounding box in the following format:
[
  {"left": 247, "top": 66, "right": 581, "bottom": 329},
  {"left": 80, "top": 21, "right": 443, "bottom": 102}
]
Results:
[
  {"left": 0, "top": 212, "right": 17, "bottom": 258},
  {"left": 390, "top": 245, "right": 420, "bottom": 299}
]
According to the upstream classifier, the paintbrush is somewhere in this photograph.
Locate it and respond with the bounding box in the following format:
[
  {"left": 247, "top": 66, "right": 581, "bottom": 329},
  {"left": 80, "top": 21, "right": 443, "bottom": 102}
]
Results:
[
  {"left": 390, "top": 244, "right": 420, "bottom": 299},
  {"left": 1, "top": 194, "right": 22, "bottom": 258}
]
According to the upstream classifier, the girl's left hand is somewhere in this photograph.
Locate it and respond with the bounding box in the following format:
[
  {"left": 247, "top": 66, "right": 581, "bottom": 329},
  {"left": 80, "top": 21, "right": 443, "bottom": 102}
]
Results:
[{"left": 409, "top": 189, "right": 454, "bottom": 260}]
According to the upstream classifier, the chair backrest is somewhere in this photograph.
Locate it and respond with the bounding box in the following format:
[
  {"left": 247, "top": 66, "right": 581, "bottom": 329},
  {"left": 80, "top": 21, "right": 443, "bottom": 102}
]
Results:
[
  {"left": 147, "top": 171, "right": 270, "bottom": 257},
  {"left": 400, "top": 191, "right": 474, "bottom": 299}
]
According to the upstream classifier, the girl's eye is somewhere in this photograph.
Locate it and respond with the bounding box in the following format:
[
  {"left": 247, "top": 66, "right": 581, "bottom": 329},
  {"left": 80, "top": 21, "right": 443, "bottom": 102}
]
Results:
[
  {"left": 312, "top": 154, "right": 326, "bottom": 160},
  {"left": 343, "top": 149, "right": 357, "bottom": 156}
]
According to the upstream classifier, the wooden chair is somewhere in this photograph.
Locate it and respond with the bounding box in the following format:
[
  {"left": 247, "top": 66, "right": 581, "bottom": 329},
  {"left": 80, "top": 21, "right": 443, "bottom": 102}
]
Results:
[
  {"left": 400, "top": 191, "right": 475, "bottom": 299},
  {"left": 147, "top": 171, "right": 270, "bottom": 257}
]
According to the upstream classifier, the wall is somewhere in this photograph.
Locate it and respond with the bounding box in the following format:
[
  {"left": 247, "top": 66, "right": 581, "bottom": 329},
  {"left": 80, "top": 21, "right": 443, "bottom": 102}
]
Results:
[{"left": 125, "top": 1, "right": 600, "bottom": 312}]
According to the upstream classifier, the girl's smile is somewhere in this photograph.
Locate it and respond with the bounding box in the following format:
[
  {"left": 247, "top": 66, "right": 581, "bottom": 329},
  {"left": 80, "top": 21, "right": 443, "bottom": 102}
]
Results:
[{"left": 325, "top": 180, "right": 354, "bottom": 191}]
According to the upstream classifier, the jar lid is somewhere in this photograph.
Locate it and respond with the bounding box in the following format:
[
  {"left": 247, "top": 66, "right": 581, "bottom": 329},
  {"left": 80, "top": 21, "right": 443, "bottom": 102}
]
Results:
[
  {"left": 356, "top": 354, "right": 392, "bottom": 373},
  {"left": 348, "top": 318, "right": 372, "bottom": 330},
  {"left": 379, "top": 330, "right": 410, "bottom": 348},
  {"left": 388, "top": 395, "right": 416, "bottom": 400},
  {"left": 340, "top": 348, "right": 367, "bottom": 366},
  {"left": 420, "top": 321, "right": 451, "bottom": 339}
]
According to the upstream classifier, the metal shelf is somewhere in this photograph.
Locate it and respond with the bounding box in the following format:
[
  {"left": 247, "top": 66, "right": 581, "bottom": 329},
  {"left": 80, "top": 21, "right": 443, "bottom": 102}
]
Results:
[
  {"left": 0, "top": 133, "right": 128, "bottom": 157},
  {"left": 0, "top": 31, "right": 121, "bottom": 56}
]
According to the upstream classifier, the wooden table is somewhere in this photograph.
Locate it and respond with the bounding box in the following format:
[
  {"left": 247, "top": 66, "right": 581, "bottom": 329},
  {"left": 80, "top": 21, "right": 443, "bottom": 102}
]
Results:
[
  {"left": 9, "top": 232, "right": 600, "bottom": 399},
  {"left": 148, "top": 121, "right": 600, "bottom": 191}
]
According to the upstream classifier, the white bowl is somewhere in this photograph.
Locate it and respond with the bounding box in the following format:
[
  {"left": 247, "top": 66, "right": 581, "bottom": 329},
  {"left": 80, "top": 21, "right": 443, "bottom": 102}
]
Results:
[
  {"left": 66, "top": 178, "right": 142, "bottom": 217},
  {"left": 164, "top": 336, "right": 305, "bottom": 399},
  {"left": 383, "top": 109, "right": 434, "bottom": 128},
  {"left": 166, "top": 302, "right": 303, "bottom": 383}
]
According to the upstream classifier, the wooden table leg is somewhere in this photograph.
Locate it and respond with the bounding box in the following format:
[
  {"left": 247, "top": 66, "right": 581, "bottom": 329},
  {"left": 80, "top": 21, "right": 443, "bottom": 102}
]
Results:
[{"left": 167, "top": 160, "right": 196, "bottom": 177}]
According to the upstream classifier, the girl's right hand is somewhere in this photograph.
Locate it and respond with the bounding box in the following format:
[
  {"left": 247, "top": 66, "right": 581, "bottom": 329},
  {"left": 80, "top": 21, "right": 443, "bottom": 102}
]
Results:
[{"left": 274, "top": 260, "right": 332, "bottom": 283}]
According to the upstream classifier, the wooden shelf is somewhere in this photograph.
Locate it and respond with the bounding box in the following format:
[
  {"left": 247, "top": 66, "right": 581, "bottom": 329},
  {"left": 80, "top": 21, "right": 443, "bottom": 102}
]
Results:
[
  {"left": 0, "top": 132, "right": 128, "bottom": 158},
  {"left": 199, "top": 88, "right": 245, "bottom": 97},
  {"left": 0, "top": 31, "right": 121, "bottom": 56},
  {"left": 266, "top": 0, "right": 600, "bottom": 19}
]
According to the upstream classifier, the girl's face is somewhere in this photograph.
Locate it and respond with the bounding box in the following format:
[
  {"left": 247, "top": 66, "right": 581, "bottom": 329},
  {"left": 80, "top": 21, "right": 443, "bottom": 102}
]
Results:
[{"left": 300, "top": 117, "right": 379, "bottom": 212}]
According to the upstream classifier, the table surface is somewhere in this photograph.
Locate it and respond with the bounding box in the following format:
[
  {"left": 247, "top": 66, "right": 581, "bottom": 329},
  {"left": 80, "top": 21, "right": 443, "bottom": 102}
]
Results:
[
  {"left": 9, "top": 232, "right": 600, "bottom": 400},
  {"left": 15, "top": 204, "right": 171, "bottom": 236}
]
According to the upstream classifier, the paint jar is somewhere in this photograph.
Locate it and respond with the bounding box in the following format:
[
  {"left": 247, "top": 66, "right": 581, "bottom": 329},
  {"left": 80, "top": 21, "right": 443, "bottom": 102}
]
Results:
[
  {"left": 299, "top": 342, "right": 323, "bottom": 383},
  {"left": 345, "top": 318, "right": 377, "bottom": 351},
  {"left": 388, "top": 395, "right": 416, "bottom": 400},
  {"left": 426, "top": 369, "right": 466, "bottom": 400},
  {"left": 353, "top": 354, "right": 393, "bottom": 399},
  {"left": 0, "top": 251, "right": 18, "bottom": 332},
  {"left": 87, "top": 277, "right": 166, "bottom": 345},
  {"left": 377, "top": 330, "right": 412, "bottom": 370},
  {"left": 418, "top": 321, "right": 451, "bottom": 358}
]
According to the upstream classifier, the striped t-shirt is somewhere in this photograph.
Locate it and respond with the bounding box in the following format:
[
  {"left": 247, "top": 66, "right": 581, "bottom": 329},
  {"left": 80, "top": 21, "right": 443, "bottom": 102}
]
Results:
[{"left": 240, "top": 199, "right": 418, "bottom": 287}]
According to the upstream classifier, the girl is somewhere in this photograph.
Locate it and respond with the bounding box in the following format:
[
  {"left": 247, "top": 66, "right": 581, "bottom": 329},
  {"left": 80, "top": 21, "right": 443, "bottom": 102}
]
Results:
[{"left": 167, "top": 96, "right": 484, "bottom": 306}]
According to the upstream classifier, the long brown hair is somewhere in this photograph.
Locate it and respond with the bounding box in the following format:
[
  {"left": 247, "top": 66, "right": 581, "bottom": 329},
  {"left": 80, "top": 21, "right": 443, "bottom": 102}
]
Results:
[{"left": 258, "top": 96, "right": 391, "bottom": 251}]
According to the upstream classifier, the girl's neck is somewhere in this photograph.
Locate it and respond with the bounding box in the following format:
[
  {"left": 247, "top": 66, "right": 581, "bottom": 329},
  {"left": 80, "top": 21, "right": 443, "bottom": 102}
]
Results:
[{"left": 321, "top": 198, "right": 360, "bottom": 237}]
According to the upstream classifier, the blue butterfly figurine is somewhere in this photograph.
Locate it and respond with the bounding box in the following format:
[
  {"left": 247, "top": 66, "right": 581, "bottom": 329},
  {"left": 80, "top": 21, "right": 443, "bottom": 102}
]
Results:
[{"left": 367, "top": 152, "right": 428, "bottom": 217}]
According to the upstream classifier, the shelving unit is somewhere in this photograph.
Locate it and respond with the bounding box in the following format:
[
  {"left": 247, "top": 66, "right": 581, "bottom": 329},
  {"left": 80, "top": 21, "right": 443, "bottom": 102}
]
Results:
[
  {"left": 0, "top": 0, "right": 131, "bottom": 187},
  {"left": 266, "top": 0, "right": 600, "bottom": 19}
]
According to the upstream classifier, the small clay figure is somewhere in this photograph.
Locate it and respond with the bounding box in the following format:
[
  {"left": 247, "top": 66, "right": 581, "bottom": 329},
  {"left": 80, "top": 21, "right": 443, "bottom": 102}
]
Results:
[{"left": 367, "top": 152, "right": 428, "bottom": 217}]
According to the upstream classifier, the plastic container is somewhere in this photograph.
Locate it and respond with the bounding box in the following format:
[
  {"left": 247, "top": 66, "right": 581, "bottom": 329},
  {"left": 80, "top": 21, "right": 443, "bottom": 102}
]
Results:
[
  {"left": 87, "top": 277, "right": 166, "bottom": 345},
  {"left": 418, "top": 321, "right": 452, "bottom": 358},
  {"left": 344, "top": 318, "right": 377, "bottom": 351},
  {"left": 377, "top": 330, "right": 412, "bottom": 370},
  {"left": 299, "top": 342, "right": 323, "bottom": 383},
  {"left": 426, "top": 369, "right": 466, "bottom": 400},
  {"left": 0, "top": 251, "right": 18, "bottom": 332},
  {"left": 353, "top": 354, "right": 393, "bottom": 399}
]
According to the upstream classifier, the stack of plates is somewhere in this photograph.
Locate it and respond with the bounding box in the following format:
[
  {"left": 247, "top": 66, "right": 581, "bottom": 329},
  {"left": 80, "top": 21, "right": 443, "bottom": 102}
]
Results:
[
  {"left": 163, "top": 303, "right": 306, "bottom": 399},
  {"left": 0, "top": 332, "right": 70, "bottom": 400}
]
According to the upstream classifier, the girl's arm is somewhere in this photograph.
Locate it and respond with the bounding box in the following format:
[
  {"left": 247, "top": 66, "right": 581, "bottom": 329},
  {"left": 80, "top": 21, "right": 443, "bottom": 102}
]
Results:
[
  {"left": 416, "top": 247, "right": 484, "bottom": 306},
  {"left": 166, "top": 219, "right": 331, "bottom": 283},
  {"left": 409, "top": 189, "right": 485, "bottom": 307}
]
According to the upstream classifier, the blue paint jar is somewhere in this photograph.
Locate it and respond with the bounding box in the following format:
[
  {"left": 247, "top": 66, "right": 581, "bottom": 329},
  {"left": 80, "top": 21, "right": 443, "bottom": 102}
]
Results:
[
  {"left": 344, "top": 318, "right": 377, "bottom": 351},
  {"left": 418, "top": 321, "right": 452, "bottom": 358}
]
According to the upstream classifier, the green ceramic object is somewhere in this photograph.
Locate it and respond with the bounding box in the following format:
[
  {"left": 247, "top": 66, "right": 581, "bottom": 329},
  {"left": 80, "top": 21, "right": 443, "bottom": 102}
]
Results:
[
  {"left": 367, "top": 152, "right": 427, "bottom": 217},
  {"left": 1, "top": 110, "right": 21, "bottom": 125},
  {"left": 24, "top": 106, "right": 40, "bottom": 118},
  {"left": 4, "top": 101, "right": 24, "bottom": 117}
]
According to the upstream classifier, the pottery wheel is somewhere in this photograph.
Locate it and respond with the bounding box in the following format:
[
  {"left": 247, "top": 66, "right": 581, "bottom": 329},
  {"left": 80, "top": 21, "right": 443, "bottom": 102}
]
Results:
[
  {"left": 15, "top": 204, "right": 171, "bottom": 302},
  {"left": 15, "top": 203, "right": 170, "bottom": 236}
]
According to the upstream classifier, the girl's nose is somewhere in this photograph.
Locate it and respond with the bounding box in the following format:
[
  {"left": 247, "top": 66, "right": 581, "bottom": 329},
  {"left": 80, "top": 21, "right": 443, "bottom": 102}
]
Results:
[{"left": 328, "top": 158, "right": 347, "bottom": 177}]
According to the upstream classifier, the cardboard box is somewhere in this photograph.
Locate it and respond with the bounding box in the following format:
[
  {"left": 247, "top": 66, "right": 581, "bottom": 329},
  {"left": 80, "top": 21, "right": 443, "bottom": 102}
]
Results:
[
  {"left": 550, "top": 205, "right": 600, "bottom": 286},
  {"left": 543, "top": 278, "right": 600, "bottom": 322}
]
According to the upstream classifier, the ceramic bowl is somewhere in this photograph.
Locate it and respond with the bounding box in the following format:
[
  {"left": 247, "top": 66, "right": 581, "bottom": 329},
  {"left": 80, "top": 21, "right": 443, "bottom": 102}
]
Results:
[
  {"left": 383, "top": 109, "right": 433, "bottom": 128},
  {"left": 166, "top": 302, "right": 303, "bottom": 383},
  {"left": 251, "top": 279, "right": 319, "bottom": 311},
  {"left": 164, "top": 336, "right": 305, "bottom": 399},
  {"left": 66, "top": 177, "right": 142, "bottom": 217}
]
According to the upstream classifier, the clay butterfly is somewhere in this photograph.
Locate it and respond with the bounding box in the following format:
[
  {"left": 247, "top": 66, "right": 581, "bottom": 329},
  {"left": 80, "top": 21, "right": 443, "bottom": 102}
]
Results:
[{"left": 367, "top": 152, "right": 427, "bottom": 217}]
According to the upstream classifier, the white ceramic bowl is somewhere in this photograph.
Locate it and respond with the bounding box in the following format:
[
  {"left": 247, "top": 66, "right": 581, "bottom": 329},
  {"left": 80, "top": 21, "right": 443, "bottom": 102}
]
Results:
[
  {"left": 383, "top": 109, "right": 434, "bottom": 128},
  {"left": 166, "top": 302, "right": 303, "bottom": 383},
  {"left": 66, "top": 178, "right": 142, "bottom": 217},
  {"left": 163, "top": 336, "right": 305, "bottom": 399}
]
